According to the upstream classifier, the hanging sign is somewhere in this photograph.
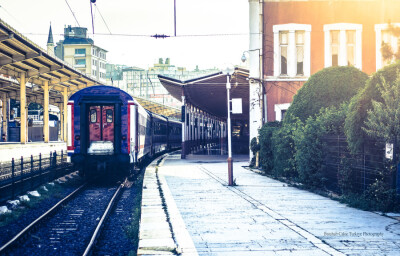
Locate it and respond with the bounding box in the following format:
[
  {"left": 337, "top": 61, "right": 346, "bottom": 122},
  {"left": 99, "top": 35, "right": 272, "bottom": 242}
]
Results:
[{"left": 231, "top": 98, "right": 242, "bottom": 114}]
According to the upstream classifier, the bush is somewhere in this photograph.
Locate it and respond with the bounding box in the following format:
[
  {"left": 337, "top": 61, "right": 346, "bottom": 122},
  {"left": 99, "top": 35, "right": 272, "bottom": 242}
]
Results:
[
  {"left": 294, "top": 104, "right": 348, "bottom": 188},
  {"left": 259, "top": 121, "right": 281, "bottom": 174},
  {"left": 271, "top": 120, "right": 299, "bottom": 178},
  {"left": 285, "top": 66, "right": 368, "bottom": 124},
  {"left": 345, "top": 61, "right": 400, "bottom": 153}
]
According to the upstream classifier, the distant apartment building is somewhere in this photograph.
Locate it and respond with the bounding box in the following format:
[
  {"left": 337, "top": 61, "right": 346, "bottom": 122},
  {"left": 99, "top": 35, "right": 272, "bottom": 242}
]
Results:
[
  {"left": 106, "top": 58, "right": 219, "bottom": 108},
  {"left": 51, "top": 25, "right": 107, "bottom": 83},
  {"left": 260, "top": 0, "right": 400, "bottom": 122}
]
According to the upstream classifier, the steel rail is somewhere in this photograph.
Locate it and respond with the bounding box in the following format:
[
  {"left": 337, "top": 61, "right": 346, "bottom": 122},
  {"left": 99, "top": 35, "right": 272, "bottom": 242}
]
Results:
[
  {"left": 0, "top": 182, "right": 88, "bottom": 253},
  {"left": 82, "top": 178, "right": 127, "bottom": 256}
]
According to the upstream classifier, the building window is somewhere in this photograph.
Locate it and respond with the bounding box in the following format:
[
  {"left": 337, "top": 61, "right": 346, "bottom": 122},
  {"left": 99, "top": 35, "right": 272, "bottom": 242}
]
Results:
[
  {"left": 279, "top": 32, "right": 288, "bottom": 75},
  {"left": 296, "top": 31, "right": 304, "bottom": 75},
  {"left": 75, "top": 48, "right": 86, "bottom": 56},
  {"left": 273, "top": 24, "right": 311, "bottom": 77},
  {"left": 324, "top": 23, "right": 362, "bottom": 69},
  {"left": 375, "top": 23, "right": 400, "bottom": 70},
  {"left": 330, "top": 30, "right": 339, "bottom": 66},
  {"left": 75, "top": 58, "right": 86, "bottom": 67},
  {"left": 274, "top": 103, "right": 291, "bottom": 122}
]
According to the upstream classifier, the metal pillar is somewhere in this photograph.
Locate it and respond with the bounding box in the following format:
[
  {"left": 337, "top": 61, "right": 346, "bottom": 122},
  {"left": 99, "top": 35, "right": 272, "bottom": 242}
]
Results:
[
  {"left": 190, "top": 106, "right": 194, "bottom": 154},
  {"left": 1, "top": 93, "right": 7, "bottom": 141},
  {"left": 181, "top": 94, "right": 186, "bottom": 159},
  {"left": 226, "top": 75, "right": 233, "bottom": 186},
  {"left": 63, "top": 87, "right": 68, "bottom": 142},
  {"left": 43, "top": 80, "right": 49, "bottom": 143},
  {"left": 20, "top": 72, "right": 27, "bottom": 143}
]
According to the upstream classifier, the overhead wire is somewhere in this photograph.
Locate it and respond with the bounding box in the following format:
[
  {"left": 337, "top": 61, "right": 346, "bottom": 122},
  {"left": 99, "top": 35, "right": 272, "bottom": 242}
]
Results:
[
  {"left": 95, "top": 4, "right": 112, "bottom": 34},
  {"left": 0, "top": 5, "right": 26, "bottom": 30},
  {"left": 90, "top": 0, "right": 95, "bottom": 34},
  {"left": 64, "top": 0, "right": 81, "bottom": 27},
  {"left": 22, "top": 32, "right": 255, "bottom": 38}
]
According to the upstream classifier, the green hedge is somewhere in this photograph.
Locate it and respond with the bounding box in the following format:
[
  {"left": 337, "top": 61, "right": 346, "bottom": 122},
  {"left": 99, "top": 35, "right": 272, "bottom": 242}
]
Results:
[
  {"left": 271, "top": 120, "right": 299, "bottom": 178},
  {"left": 294, "top": 104, "right": 348, "bottom": 188},
  {"left": 259, "top": 121, "right": 281, "bottom": 174}
]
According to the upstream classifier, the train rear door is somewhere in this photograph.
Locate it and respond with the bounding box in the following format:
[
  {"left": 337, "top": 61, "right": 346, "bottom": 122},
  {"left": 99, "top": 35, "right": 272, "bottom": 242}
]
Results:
[{"left": 88, "top": 105, "right": 115, "bottom": 155}]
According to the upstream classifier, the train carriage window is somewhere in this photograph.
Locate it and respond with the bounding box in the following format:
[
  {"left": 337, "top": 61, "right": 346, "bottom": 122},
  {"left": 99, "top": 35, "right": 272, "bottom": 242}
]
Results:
[
  {"left": 90, "top": 109, "right": 97, "bottom": 123},
  {"left": 106, "top": 109, "right": 113, "bottom": 123}
]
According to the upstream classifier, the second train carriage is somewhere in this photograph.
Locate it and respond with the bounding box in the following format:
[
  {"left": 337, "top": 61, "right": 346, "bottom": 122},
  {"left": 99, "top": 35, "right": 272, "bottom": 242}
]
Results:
[{"left": 67, "top": 85, "right": 181, "bottom": 176}]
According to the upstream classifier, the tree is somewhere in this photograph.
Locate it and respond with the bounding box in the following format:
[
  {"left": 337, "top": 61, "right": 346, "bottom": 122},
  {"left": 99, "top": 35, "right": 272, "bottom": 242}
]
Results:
[
  {"left": 345, "top": 61, "right": 400, "bottom": 153},
  {"left": 363, "top": 75, "right": 400, "bottom": 144},
  {"left": 284, "top": 66, "right": 368, "bottom": 124}
]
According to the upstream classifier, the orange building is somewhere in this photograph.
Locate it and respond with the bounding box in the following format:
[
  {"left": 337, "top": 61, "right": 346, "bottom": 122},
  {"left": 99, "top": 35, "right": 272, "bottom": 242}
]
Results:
[{"left": 263, "top": 0, "right": 400, "bottom": 121}]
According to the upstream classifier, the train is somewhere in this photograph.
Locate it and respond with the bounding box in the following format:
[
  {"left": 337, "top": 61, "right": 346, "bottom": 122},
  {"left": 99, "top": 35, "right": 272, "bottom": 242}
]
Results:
[{"left": 67, "top": 85, "right": 182, "bottom": 177}]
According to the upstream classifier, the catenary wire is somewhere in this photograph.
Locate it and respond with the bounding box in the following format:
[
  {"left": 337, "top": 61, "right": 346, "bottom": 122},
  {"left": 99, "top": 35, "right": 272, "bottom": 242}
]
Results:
[
  {"left": 64, "top": 0, "right": 81, "bottom": 27},
  {"left": 95, "top": 4, "right": 112, "bottom": 35}
]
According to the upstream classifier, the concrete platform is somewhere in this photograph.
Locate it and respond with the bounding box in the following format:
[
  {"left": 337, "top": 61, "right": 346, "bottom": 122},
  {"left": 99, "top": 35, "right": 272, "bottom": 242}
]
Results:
[
  {"left": 0, "top": 142, "right": 66, "bottom": 163},
  {"left": 138, "top": 152, "right": 400, "bottom": 256}
]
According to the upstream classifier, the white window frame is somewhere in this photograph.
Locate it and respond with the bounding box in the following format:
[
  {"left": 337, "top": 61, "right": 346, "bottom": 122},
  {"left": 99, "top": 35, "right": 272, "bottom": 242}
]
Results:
[
  {"left": 274, "top": 103, "right": 290, "bottom": 122},
  {"left": 273, "top": 24, "right": 311, "bottom": 78},
  {"left": 324, "top": 23, "right": 362, "bottom": 69},
  {"left": 375, "top": 23, "right": 400, "bottom": 71}
]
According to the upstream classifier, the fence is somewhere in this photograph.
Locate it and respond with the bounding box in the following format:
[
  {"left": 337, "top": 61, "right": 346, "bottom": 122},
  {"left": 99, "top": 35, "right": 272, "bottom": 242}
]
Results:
[
  {"left": 0, "top": 150, "right": 73, "bottom": 203},
  {"left": 322, "top": 135, "right": 392, "bottom": 193},
  {"left": 7, "top": 126, "right": 58, "bottom": 142}
]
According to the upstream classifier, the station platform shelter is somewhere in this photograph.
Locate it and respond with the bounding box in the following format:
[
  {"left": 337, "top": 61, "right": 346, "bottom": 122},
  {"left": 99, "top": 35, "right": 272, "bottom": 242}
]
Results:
[
  {"left": 159, "top": 67, "right": 250, "bottom": 158},
  {"left": 0, "top": 19, "right": 99, "bottom": 162}
]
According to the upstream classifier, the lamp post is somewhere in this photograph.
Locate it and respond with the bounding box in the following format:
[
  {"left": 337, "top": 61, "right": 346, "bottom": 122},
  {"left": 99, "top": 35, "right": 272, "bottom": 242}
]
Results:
[{"left": 225, "top": 67, "right": 234, "bottom": 186}]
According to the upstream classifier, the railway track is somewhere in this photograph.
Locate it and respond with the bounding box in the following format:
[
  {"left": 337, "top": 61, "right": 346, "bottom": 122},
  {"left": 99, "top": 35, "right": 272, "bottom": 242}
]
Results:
[{"left": 0, "top": 178, "right": 128, "bottom": 255}]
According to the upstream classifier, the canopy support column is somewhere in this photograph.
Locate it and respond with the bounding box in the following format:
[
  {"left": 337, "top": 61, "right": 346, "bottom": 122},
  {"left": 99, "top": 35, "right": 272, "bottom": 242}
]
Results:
[
  {"left": 20, "top": 72, "right": 27, "bottom": 143},
  {"left": 43, "top": 80, "right": 49, "bottom": 143},
  {"left": 63, "top": 87, "right": 68, "bottom": 142},
  {"left": 1, "top": 93, "right": 7, "bottom": 141},
  {"left": 181, "top": 93, "right": 186, "bottom": 159}
]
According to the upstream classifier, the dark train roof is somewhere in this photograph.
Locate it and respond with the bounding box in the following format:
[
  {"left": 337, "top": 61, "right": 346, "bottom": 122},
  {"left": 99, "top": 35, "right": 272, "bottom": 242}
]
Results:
[{"left": 69, "top": 85, "right": 134, "bottom": 104}]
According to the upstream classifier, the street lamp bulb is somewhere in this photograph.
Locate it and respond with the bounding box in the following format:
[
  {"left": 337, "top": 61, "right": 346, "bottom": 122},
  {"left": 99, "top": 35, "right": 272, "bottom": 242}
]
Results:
[
  {"left": 241, "top": 53, "right": 247, "bottom": 63},
  {"left": 224, "top": 67, "right": 234, "bottom": 76}
]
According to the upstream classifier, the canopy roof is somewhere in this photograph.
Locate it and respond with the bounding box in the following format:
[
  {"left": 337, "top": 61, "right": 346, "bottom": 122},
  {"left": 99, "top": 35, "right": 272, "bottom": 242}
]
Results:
[
  {"left": 0, "top": 18, "right": 99, "bottom": 103},
  {"left": 159, "top": 67, "right": 249, "bottom": 120},
  {"left": 134, "top": 97, "right": 181, "bottom": 120}
]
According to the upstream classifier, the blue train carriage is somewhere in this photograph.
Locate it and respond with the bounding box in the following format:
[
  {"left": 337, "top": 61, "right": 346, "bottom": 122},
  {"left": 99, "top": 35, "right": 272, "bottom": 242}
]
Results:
[
  {"left": 67, "top": 85, "right": 146, "bottom": 176},
  {"left": 149, "top": 112, "right": 168, "bottom": 156},
  {"left": 134, "top": 101, "right": 152, "bottom": 163},
  {"left": 167, "top": 118, "right": 182, "bottom": 150}
]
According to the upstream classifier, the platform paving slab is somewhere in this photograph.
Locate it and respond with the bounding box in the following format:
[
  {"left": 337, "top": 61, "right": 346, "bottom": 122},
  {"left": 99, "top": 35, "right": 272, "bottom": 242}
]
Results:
[
  {"left": 138, "top": 157, "right": 198, "bottom": 256},
  {"left": 154, "top": 153, "right": 400, "bottom": 256}
]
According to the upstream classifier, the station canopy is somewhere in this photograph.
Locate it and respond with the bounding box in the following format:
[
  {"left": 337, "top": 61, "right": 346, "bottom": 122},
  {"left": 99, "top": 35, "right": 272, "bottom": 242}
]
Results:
[
  {"left": 158, "top": 67, "right": 249, "bottom": 121},
  {"left": 133, "top": 96, "right": 181, "bottom": 120},
  {"left": 0, "top": 19, "right": 98, "bottom": 103}
]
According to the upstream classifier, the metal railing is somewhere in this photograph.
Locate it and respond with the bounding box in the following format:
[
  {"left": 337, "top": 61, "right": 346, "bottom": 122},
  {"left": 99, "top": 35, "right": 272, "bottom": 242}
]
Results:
[
  {"left": 0, "top": 150, "right": 73, "bottom": 202},
  {"left": 322, "top": 135, "right": 391, "bottom": 193}
]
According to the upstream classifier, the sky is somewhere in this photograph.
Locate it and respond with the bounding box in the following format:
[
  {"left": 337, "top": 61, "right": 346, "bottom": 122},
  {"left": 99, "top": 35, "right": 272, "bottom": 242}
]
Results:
[{"left": 0, "top": 0, "right": 249, "bottom": 71}]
